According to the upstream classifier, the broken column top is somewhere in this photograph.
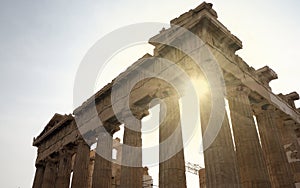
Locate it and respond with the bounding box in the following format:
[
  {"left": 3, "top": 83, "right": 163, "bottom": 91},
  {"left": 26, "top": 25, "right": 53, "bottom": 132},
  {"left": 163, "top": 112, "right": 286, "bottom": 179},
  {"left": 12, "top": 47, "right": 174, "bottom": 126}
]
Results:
[
  {"left": 256, "top": 66, "right": 278, "bottom": 82},
  {"left": 285, "top": 92, "right": 300, "bottom": 101},
  {"left": 278, "top": 92, "right": 299, "bottom": 108},
  {"left": 170, "top": 2, "right": 217, "bottom": 25},
  {"left": 255, "top": 66, "right": 278, "bottom": 90}
]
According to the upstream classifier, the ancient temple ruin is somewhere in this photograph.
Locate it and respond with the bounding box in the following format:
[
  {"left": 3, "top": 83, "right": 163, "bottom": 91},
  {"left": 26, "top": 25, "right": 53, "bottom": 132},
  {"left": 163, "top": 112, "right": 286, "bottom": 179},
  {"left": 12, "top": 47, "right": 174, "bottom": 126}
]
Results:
[{"left": 32, "top": 2, "right": 300, "bottom": 188}]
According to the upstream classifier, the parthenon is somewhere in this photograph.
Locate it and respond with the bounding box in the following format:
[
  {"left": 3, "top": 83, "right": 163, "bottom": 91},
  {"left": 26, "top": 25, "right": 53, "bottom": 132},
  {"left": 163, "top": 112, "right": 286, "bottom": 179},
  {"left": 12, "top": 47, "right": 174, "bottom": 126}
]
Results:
[{"left": 32, "top": 2, "right": 300, "bottom": 188}]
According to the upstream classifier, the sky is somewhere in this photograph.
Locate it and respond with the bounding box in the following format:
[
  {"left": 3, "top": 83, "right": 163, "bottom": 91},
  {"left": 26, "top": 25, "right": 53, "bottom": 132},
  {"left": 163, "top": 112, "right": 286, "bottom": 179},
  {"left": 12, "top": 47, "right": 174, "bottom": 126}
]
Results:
[{"left": 0, "top": 0, "right": 299, "bottom": 187}]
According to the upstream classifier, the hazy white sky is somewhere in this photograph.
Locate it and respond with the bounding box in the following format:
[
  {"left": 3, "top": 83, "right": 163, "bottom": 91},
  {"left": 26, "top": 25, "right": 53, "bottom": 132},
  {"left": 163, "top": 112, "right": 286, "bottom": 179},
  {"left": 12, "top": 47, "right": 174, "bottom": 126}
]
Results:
[{"left": 0, "top": 0, "right": 299, "bottom": 187}]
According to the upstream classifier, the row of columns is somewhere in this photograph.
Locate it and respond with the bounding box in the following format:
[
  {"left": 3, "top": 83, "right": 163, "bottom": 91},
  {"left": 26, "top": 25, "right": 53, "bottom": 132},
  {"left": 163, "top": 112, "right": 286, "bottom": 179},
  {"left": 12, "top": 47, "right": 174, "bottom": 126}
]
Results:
[
  {"left": 228, "top": 86, "right": 299, "bottom": 188},
  {"left": 33, "top": 151, "right": 73, "bottom": 188},
  {"left": 33, "top": 95, "right": 187, "bottom": 188},
  {"left": 33, "top": 84, "right": 299, "bottom": 188},
  {"left": 33, "top": 140, "right": 95, "bottom": 188},
  {"left": 198, "top": 74, "right": 298, "bottom": 188},
  {"left": 254, "top": 104, "right": 295, "bottom": 187}
]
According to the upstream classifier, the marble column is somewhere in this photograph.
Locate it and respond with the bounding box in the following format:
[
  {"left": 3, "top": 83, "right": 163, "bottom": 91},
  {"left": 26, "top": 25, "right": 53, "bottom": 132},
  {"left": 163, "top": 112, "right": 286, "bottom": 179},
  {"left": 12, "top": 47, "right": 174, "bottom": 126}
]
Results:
[
  {"left": 92, "top": 131, "right": 113, "bottom": 188},
  {"left": 32, "top": 163, "right": 45, "bottom": 188},
  {"left": 41, "top": 159, "right": 57, "bottom": 188},
  {"left": 119, "top": 108, "right": 146, "bottom": 188},
  {"left": 278, "top": 93, "right": 300, "bottom": 184},
  {"left": 199, "top": 82, "right": 239, "bottom": 187},
  {"left": 71, "top": 139, "right": 91, "bottom": 188},
  {"left": 55, "top": 149, "right": 73, "bottom": 188},
  {"left": 278, "top": 117, "right": 300, "bottom": 184},
  {"left": 159, "top": 96, "right": 187, "bottom": 188},
  {"left": 88, "top": 151, "right": 95, "bottom": 188},
  {"left": 227, "top": 85, "right": 271, "bottom": 187},
  {"left": 254, "top": 103, "right": 295, "bottom": 188},
  {"left": 199, "top": 168, "right": 206, "bottom": 188}
]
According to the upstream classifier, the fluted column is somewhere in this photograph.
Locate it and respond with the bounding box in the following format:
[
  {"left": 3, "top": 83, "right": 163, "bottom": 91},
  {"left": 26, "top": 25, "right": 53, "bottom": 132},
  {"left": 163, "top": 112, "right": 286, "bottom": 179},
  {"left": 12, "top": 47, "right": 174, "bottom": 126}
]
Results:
[
  {"left": 71, "top": 139, "right": 91, "bottom": 188},
  {"left": 32, "top": 163, "right": 45, "bottom": 188},
  {"left": 227, "top": 85, "right": 271, "bottom": 187},
  {"left": 119, "top": 108, "right": 147, "bottom": 188},
  {"left": 199, "top": 81, "right": 239, "bottom": 187},
  {"left": 254, "top": 103, "right": 295, "bottom": 187},
  {"left": 87, "top": 151, "right": 95, "bottom": 188},
  {"left": 55, "top": 148, "right": 73, "bottom": 188},
  {"left": 92, "top": 130, "right": 113, "bottom": 188},
  {"left": 278, "top": 93, "right": 300, "bottom": 184},
  {"left": 41, "top": 159, "right": 57, "bottom": 188},
  {"left": 277, "top": 117, "right": 300, "bottom": 184},
  {"left": 199, "top": 168, "right": 206, "bottom": 188},
  {"left": 159, "top": 96, "right": 187, "bottom": 188}
]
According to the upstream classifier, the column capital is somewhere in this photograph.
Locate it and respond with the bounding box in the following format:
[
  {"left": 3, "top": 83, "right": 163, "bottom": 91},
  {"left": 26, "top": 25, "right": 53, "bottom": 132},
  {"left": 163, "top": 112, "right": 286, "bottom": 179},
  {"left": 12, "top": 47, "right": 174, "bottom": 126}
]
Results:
[
  {"left": 121, "top": 106, "right": 149, "bottom": 120},
  {"left": 252, "top": 103, "right": 277, "bottom": 115},
  {"left": 94, "top": 121, "right": 117, "bottom": 137},
  {"left": 283, "top": 119, "right": 297, "bottom": 126},
  {"left": 110, "top": 126, "right": 120, "bottom": 135},
  {"left": 79, "top": 135, "right": 96, "bottom": 146},
  {"left": 75, "top": 138, "right": 90, "bottom": 148},
  {"left": 35, "top": 160, "right": 45, "bottom": 168},
  {"left": 44, "top": 156, "right": 58, "bottom": 165},
  {"left": 150, "top": 86, "right": 179, "bottom": 99},
  {"left": 59, "top": 146, "right": 74, "bottom": 157},
  {"left": 95, "top": 128, "right": 115, "bottom": 139},
  {"left": 226, "top": 84, "right": 251, "bottom": 97},
  {"left": 45, "top": 151, "right": 60, "bottom": 163},
  {"left": 132, "top": 106, "right": 149, "bottom": 120},
  {"left": 162, "top": 94, "right": 180, "bottom": 100}
]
